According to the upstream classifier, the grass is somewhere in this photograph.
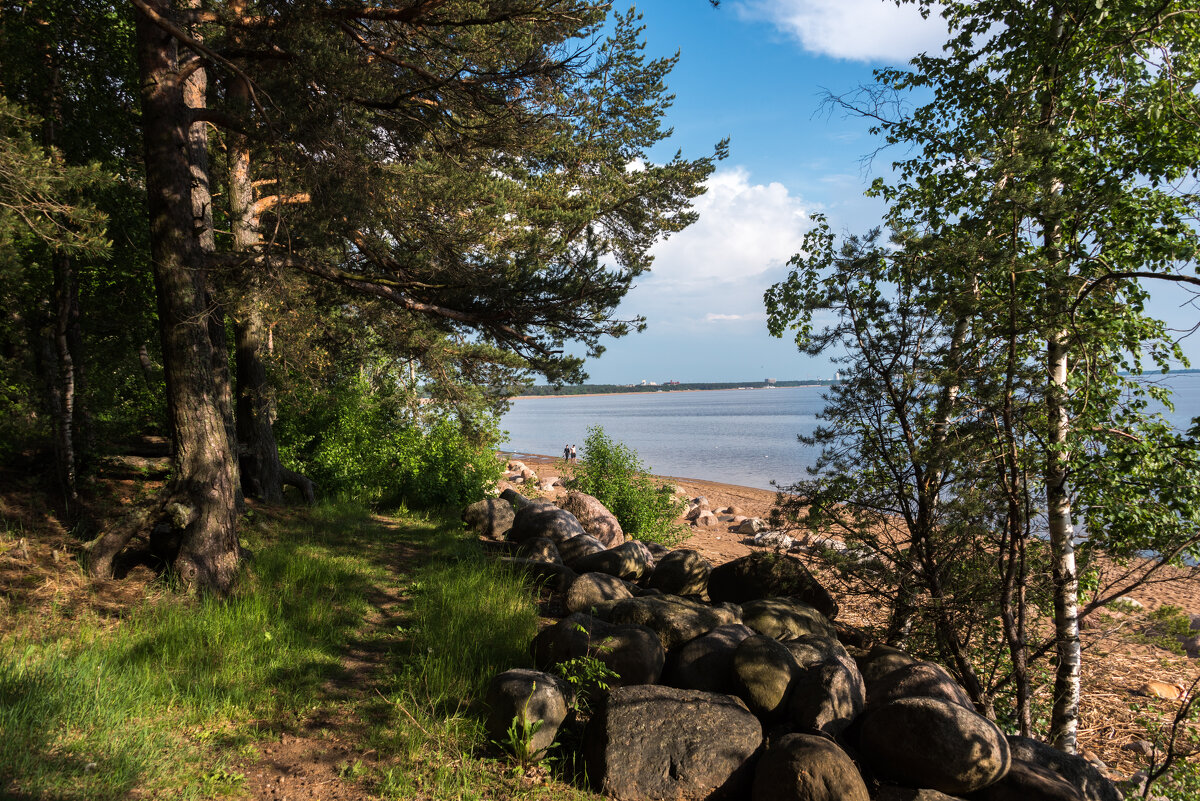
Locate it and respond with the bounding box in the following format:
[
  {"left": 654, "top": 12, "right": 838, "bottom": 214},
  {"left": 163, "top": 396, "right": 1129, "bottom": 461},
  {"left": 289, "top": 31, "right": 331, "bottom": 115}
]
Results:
[{"left": 0, "top": 499, "right": 594, "bottom": 800}]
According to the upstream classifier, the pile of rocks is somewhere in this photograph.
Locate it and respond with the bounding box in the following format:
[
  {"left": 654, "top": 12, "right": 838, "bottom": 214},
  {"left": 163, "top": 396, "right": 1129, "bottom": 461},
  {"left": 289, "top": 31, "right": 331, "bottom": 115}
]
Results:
[
  {"left": 498, "top": 459, "right": 565, "bottom": 494},
  {"left": 463, "top": 492, "right": 1124, "bottom": 801}
]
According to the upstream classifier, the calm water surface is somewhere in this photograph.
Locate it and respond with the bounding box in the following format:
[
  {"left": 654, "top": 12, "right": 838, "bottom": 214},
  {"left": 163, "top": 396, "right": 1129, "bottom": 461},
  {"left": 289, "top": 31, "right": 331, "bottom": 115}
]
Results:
[{"left": 500, "top": 374, "right": 1200, "bottom": 491}]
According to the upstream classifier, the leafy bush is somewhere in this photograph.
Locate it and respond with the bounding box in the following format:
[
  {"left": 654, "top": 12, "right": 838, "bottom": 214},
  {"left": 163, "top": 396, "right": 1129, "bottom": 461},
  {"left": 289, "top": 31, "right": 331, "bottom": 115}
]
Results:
[
  {"left": 564, "top": 426, "right": 686, "bottom": 545},
  {"left": 275, "top": 376, "right": 502, "bottom": 509},
  {"left": 1138, "top": 604, "right": 1194, "bottom": 656}
]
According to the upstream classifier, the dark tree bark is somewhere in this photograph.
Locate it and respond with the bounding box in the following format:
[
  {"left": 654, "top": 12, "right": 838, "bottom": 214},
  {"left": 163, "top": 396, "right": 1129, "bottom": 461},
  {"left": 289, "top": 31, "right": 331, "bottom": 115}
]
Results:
[
  {"left": 39, "top": 32, "right": 88, "bottom": 506},
  {"left": 51, "top": 253, "right": 79, "bottom": 503},
  {"left": 183, "top": 46, "right": 243, "bottom": 508},
  {"left": 85, "top": 0, "right": 241, "bottom": 594},
  {"left": 227, "top": 55, "right": 284, "bottom": 503},
  {"left": 235, "top": 306, "right": 284, "bottom": 502}
]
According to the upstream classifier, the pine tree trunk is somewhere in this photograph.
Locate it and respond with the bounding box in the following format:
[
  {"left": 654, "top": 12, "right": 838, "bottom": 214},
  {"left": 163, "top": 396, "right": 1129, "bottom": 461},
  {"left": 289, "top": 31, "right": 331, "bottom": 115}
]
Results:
[
  {"left": 227, "top": 63, "right": 285, "bottom": 503},
  {"left": 235, "top": 308, "right": 284, "bottom": 502},
  {"left": 182, "top": 22, "right": 242, "bottom": 507},
  {"left": 134, "top": 0, "right": 239, "bottom": 594}
]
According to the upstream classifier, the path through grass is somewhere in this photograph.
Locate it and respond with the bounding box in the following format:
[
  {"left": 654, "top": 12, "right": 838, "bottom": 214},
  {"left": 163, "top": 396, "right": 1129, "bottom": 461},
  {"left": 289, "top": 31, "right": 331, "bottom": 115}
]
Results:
[{"left": 0, "top": 501, "right": 592, "bottom": 800}]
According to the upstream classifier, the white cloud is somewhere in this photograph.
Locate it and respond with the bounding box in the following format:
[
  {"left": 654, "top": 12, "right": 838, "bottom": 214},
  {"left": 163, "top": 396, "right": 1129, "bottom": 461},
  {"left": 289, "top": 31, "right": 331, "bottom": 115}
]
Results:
[
  {"left": 733, "top": 0, "right": 947, "bottom": 63},
  {"left": 646, "top": 166, "right": 809, "bottom": 291},
  {"left": 706, "top": 313, "right": 759, "bottom": 322}
]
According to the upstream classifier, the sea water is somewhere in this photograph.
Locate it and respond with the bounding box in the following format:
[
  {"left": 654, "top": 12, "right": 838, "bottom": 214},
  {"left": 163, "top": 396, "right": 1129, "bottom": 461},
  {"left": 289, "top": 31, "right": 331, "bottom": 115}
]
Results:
[{"left": 499, "top": 374, "right": 1200, "bottom": 491}]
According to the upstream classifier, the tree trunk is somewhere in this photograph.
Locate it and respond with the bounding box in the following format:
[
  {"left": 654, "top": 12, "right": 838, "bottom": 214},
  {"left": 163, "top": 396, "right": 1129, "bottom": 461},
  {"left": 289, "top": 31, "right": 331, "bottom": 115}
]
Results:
[
  {"left": 227, "top": 60, "right": 285, "bottom": 503},
  {"left": 1047, "top": 330, "right": 1080, "bottom": 752},
  {"left": 181, "top": 21, "right": 242, "bottom": 508},
  {"left": 130, "top": 0, "right": 239, "bottom": 594},
  {"left": 137, "top": 342, "right": 159, "bottom": 388},
  {"left": 998, "top": 271, "right": 1032, "bottom": 737},
  {"left": 52, "top": 253, "right": 78, "bottom": 504},
  {"left": 235, "top": 308, "right": 284, "bottom": 502},
  {"left": 1038, "top": 5, "right": 1079, "bottom": 752},
  {"left": 41, "top": 37, "right": 87, "bottom": 507}
]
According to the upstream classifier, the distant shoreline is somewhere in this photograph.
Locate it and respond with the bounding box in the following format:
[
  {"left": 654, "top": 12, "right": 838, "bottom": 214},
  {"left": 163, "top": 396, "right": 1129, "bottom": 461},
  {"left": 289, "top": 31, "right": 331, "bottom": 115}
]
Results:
[
  {"left": 513, "top": 368, "right": 1200, "bottom": 399},
  {"left": 513, "top": 384, "right": 829, "bottom": 400}
]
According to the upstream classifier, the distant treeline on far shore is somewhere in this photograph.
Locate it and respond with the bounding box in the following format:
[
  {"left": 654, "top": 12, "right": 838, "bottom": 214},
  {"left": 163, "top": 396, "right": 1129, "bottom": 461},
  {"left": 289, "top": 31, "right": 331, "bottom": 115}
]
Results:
[
  {"left": 516, "top": 368, "right": 1199, "bottom": 397},
  {"left": 517, "top": 379, "right": 834, "bottom": 396}
]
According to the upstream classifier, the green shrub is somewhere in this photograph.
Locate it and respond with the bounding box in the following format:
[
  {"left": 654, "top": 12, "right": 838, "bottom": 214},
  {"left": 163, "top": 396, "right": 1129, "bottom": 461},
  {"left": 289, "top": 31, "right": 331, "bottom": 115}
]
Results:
[
  {"left": 1137, "top": 604, "right": 1194, "bottom": 656},
  {"left": 564, "top": 426, "right": 687, "bottom": 545},
  {"left": 276, "top": 376, "right": 502, "bottom": 510}
]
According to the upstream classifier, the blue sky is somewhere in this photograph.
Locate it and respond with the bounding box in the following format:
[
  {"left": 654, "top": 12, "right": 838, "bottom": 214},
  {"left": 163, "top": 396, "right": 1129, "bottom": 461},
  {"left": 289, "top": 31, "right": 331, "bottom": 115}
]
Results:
[{"left": 575, "top": 0, "right": 1200, "bottom": 384}]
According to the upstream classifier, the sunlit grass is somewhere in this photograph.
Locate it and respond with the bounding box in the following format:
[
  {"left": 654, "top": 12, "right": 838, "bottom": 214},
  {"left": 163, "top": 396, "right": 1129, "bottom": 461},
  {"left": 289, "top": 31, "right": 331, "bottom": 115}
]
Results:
[
  {"left": 0, "top": 501, "right": 387, "bottom": 799},
  {"left": 0, "top": 500, "right": 594, "bottom": 801}
]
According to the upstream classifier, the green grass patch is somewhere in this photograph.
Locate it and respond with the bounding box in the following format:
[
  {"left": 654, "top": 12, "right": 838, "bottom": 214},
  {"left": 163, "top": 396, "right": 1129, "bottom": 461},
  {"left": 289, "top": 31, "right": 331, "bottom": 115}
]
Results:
[
  {"left": 0, "top": 501, "right": 389, "bottom": 799},
  {"left": 1, "top": 500, "right": 596, "bottom": 801}
]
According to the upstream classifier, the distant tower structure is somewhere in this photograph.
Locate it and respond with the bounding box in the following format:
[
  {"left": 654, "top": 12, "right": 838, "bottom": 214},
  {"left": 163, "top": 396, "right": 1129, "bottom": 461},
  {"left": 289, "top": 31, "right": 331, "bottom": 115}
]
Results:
[{"left": 765, "top": 378, "right": 777, "bottom": 386}]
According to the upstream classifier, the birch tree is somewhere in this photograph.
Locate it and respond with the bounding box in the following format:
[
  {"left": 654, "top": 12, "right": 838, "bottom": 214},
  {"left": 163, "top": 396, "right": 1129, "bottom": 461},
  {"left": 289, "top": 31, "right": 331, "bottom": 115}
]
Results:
[{"left": 777, "top": 0, "right": 1200, "bottom": 751}]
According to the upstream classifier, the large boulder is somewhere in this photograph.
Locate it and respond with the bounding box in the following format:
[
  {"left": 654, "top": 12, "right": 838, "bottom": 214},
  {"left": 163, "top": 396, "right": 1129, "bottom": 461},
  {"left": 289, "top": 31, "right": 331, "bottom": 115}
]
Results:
[
  {"left": 531, "top": 612, "right": 664, "bottom": 687},
  {"left": 857, "top": 644, "right": 920, "bottom": 687},
  {"left": 643, "top": 540, "right": 671, "bottom": 563},
  {"left": 510, "top": 502, "right": 586, "bottom": 544},
  {"left": 731, "top": 635, "right": 799, "bottom": 723},
  {"left": 606, "top": 595, "right": 741, "bottom": 651},
  {"left": 783, "top": 635, "right": 848, "bottom": 670},
  {"left": 560, "top": 491, "right": 625, "bottom": 548},
  {"left": 516, "top": 536, "right": 561, "bottom": 564},
  {"left": 572, "top": 540, "right": 655, "bottom": 582},
  {"left": 531, "top": 611, "right": 598, "bottom": 668},
  {"left": 1005, "top": 736, "right": 1122, "bottom": 801},
  {"left": 584, "top": 685, "right": 762, "bottom": 801},
  {"left": 966, "top": 759, "right": 1085, "bottom": 801},
  {"left": 648, "top": 549, "right": 712, "bottom": 597},
  {"left": 868, "top": 661, "right": 975, "bottom": 710},
  {"left": 787, "top": 649, "right": 865, "bottom": 737},
  {"left": 566, "top": 572, "right": 637, "bottom": 614},
  {"left": 499, "top": 486, "right": 533, "bottom": 509},
  {"left": 664, "top": 623, "right": 758, "bottom": 694},
  {"left": 484, "top": 669, "right": 574, "bottom": 761},
  {"left": 858, "top": 697, "right": 1011, "bottom": 795},
  {"left": 707, "top": 552, "right": 838, "bottom": 619},
  {"left": 751, "top": 733, "right": 870, "bottom": 801},
  {"left": 737, "top": 518, "right": 767, "bottom": 536},
  {"left": 463, "top": 498, "right": 516, "bottom": 540},
  {"left": 875, "top": 788, "right": 968, "bottom": 801},
  {"left": 557, "top": 534, "right": 608, "bottom": 566},
  {"left": 741, "top": 597, "right": 835, "bottom": 640}
]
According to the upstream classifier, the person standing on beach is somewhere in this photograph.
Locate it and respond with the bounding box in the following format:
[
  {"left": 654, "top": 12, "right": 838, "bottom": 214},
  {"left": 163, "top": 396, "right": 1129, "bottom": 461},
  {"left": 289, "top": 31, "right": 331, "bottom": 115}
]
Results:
[
  {"left": 570, "top": 444, "right": 577, "bottom": 462},
  {"left": 564, "top": 444, "right": 570, "bottom": 462}
]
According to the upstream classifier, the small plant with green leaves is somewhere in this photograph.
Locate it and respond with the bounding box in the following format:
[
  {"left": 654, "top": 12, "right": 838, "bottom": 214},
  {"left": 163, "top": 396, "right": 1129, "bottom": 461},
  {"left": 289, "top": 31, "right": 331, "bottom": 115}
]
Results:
[
  {"left": 553, "top": 655, "right": 617, "bottom": 714},
  {"left": 563, "top": 426, "right": 688, "bottom": 546},
  {"left": 498, "top": 690, "right": 551, "bottom": 765},
  {"left": 1134, "top": 604, "right": 1194, "bottom": 656},
  {"left": 1134, "top": 676, "right": 1200, "bottom": 800}
]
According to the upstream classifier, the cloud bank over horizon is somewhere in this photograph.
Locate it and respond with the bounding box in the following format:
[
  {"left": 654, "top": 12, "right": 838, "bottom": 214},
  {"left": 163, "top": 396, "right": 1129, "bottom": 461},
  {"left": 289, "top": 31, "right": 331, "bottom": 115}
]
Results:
[
  {"left": 733, "top": 0, "right": 948, "bottom": 63},
  {"left": 577, "top": 166, "right": 815, "bottom": 383},
  {"left": 645, "top": 166, "right": 809, "bottom": 296}
]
